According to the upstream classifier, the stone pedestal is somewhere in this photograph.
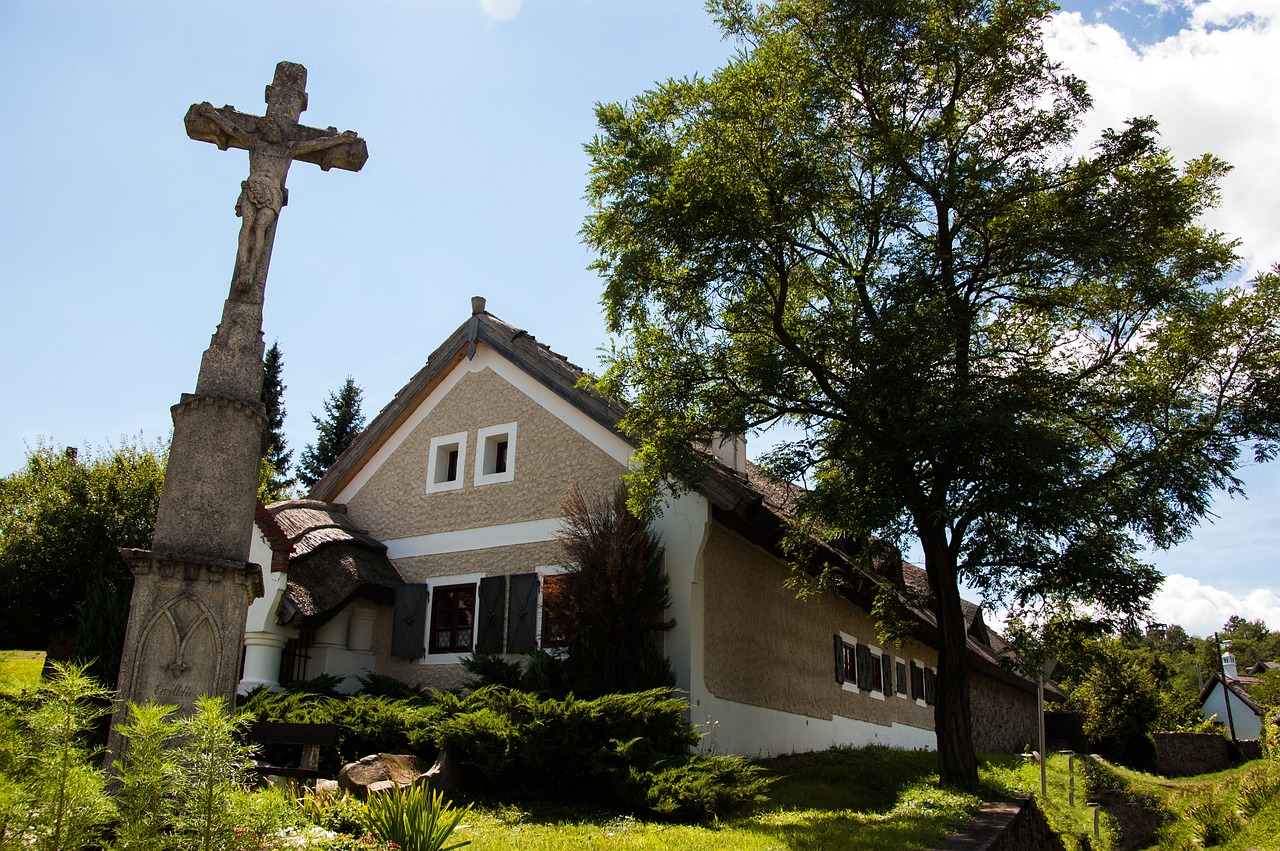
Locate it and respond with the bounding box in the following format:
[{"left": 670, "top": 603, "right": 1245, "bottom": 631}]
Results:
[{"left": 107, "top": 551, "right": 263, "bottom": 761}]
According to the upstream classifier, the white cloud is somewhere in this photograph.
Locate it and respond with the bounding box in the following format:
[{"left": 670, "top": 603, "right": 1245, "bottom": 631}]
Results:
[
  {"left": 1150, "top": 573, "right": 1280, "bottom": 635},
  {"left": 1046, "top": 1, "right": 1280, "bottom": 275}
]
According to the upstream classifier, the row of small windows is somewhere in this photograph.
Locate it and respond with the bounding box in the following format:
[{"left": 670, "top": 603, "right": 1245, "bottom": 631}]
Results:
[
  {"left": 834, "top": 634, "right": 936, "bottom": 705},
  {"left": 391, "top": 572, "right": 569, "bottom": 659},
  {"left": 426, "top": 423, "right": 517, "bottom": 493}
]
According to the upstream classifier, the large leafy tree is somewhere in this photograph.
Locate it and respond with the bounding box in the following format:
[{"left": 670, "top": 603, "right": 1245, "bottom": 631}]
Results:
[
  {"left": 298, "top": 376, "right": 366, "bottom": 491},
  {"left": 259, "top": 340, "right": 294, "bottom": 501},
  {"left": 0, "top": 441, "right": 165, "bottom": 684},
  {"left": 584, "top": 0, "right": 1280, "bottom": 787}
]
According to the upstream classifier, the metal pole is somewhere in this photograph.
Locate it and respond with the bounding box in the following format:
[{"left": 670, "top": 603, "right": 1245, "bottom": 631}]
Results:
[
  {"left": 1038, "top": 673, "right": 1047, "bottom": 798},
  {"left": 1069, "top": 752, "right": 1075, "bottom": 807}
]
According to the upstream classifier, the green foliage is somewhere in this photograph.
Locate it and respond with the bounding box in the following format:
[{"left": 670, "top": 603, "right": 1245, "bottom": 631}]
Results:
[
  {"left": 584, "top": 0, "right": 1280, "bottom": 788},
  {"left": 459, "top": 652, "right": 525, "bottom": 691},
  {"left": 239, "top": 690, "right": 441, "bottom": 773},
  {"left": 0, "top": 662, "right": 116, "bottom": 851},
  {"left": 299, "top": 376, "right": 366, "bottom": 491},
  {"left": 259, "top": 340, "right": 295, "bottom": 500},
  {"left": 361, "top": 785, "right": 472, "bottom": 851},
  {"left": 1069, "top": 639, "right": 1161, "bottom": 769},
  {"left": 112, "top": 701, "right": 182, "bottom": 851},
  {"left": 551, "top": 484, "right": 676, "bottom": 698},
  {"left": 173, "top": 695, "right": 262, "bottom": 851},
  {"left": 0, "top": 440, "right": 164, "bottom": 680},
  {"left": 637, "top": 754, "right": 772, "bottom": 822}
]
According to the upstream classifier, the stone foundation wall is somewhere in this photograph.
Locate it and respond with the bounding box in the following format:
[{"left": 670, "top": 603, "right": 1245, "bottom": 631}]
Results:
[
  {"left": 934, "top": 796, "right": 1066, "bottom": 851},
  {"left": 968, "top": 673, "right": 1038, "bottom": 754},
  {"left": 1153, "top": 732, "right": 1231, "bottom": 777}
]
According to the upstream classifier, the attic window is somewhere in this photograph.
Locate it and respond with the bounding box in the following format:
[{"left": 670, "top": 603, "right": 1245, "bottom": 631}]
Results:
[
  {"left": 426, "top": 432, "right": 468, "bottom": 493},
  {"left": 475, "top": 423, "right": 517, "bottom": 486}
]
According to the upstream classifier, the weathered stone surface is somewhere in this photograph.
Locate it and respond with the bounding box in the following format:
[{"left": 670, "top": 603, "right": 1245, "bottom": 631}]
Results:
[
  {"left": 338, "top": 753, "right": 431, "bottom": 799},
  {"left": 1153, "top": 732, "right": 1232, "bottom": 777},
  {"left": 106, "top": 62, "right": 367, "bottom": 770},
  {"left": 414, "top": 748, "right": 461, "bottom": 796}
]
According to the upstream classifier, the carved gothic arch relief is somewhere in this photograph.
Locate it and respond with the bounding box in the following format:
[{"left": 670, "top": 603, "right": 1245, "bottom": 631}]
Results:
[{"left": 140, "top": 593, "right": 223, "bottom": 686}]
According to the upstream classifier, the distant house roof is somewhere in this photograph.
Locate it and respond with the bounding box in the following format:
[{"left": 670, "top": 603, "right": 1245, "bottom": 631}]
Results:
[
  {"left": 308, "top": 303, "right": 1052, "bottom": 698},
  {"left": 1246, "top": 660, "right": 1280, "bottom": 677},
  {"left": 1198, "top": 671, "right": 1266, "bottom": 719},
  {"left": 254, "top": 499, "right": 402, "bottom": 628}
]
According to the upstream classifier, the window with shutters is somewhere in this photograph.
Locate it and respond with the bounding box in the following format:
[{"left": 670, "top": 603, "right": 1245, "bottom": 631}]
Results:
[
  {"left": 895, "top": 659, "right": 909, "bottom": 698},
  {"left": 426, "top": 432, "right": 468, "bottom": 493},
  {"left": 428, "top": 584, "right": 476, "bottom": 653},
  {"left": 475, "top": 423, "right": 517, "bottom": 486},
  {"left": 911, "top": 660, "right": 925, "bottom": 704},
  {"left": 834, "top": 633, "right": 859, "bottom": 692}
]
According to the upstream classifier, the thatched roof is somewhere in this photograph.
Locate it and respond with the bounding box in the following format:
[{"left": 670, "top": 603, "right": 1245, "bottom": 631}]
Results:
[{"left": 256, "top": 500, "right": 402, "bottom": 629}]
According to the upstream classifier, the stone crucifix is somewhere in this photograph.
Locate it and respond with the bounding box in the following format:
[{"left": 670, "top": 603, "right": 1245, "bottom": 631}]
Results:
[
  {"left": 108, "top": 63, "right": 368, "bottom": 768},
  {"left": 184, "top": 61, "right": 368, "bottom": 299}
]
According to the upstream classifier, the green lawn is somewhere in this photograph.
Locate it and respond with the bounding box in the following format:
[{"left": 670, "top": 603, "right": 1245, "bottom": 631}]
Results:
[
  {"left": 447, "top": 747, "right": 998, "bottom": 851},
  {"left": 0, "top": 650, "right": 44, "bottom": 691}
]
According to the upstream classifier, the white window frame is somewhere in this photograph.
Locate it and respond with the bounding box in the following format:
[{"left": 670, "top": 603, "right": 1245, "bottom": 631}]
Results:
[
  {"left": 419, "top": 572, "right": 485, "bottom": 665},
  {"left": 838, "top": 631, "right": 859, "bottom": 694},
  {"left": 426, "top": 431, "right": 468, "bottom": 493},
  {"left": 474, "top": 422, "right": 517, "bottom": 486}
]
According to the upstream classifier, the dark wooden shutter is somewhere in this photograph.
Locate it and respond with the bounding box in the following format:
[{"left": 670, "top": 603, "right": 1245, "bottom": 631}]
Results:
[
  {"left": 474, "top": 575, "right": 506, "bottom": 654},
  {"left": 881, "top": 653, "right": 893, "bottom": 695},
  {"left": 856, "top": 642, "right": 873, "bottom": 691},
  {"left": 924, "top": 666, "right": 937, "bottom": 706},
  {"left": 910, "top": 661, "right": 922, "bottom": 700},
  {"left": 834, "top": 635, "right": 845, "bottom": 684},
  {"left": 391, "top": 583, "right": 428, "bottom": 659},
  {"left": 896, "top": 661, "right": 908, "bottom": 695},
  {"left": 507, "top": 573, "right": 539, "bottom": 653}
]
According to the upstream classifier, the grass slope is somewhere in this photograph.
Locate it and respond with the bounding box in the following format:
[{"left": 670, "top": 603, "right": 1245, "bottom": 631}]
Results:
[
  {"left": 0, "top": 650, "right": 43, "bottom": 691},
  {"left": 457, "top": 747, "right": 991, "bottom": 851}
]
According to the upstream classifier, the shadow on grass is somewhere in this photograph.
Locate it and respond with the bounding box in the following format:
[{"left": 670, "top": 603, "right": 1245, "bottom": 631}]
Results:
[{"left": 759, "top": 745, "right": 941, "bottom": 812}]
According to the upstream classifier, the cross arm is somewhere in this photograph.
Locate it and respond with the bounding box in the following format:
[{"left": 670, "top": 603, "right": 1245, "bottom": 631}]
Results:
[
  {"left": 185, "top": 103, "right": 257, "bottom": 151},
  {"left": 290, "top": 124, "right": 369, "bottom": 173}
]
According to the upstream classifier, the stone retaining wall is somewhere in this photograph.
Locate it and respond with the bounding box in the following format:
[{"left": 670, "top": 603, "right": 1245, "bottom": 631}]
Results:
[{"left": 1153, "top": 732, "right": 1231, "bottom": 777}]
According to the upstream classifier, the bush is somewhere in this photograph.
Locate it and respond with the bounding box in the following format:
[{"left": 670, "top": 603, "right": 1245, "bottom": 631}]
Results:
[{"left": 635, "top": 754, "right": 772, "bottom": 822}]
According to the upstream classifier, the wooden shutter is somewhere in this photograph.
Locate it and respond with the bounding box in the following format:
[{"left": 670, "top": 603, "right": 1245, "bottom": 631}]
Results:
[
  {"left": 924, "top": 666, "right": 937, "bottom": 706},
  {"left": 834, "top": 635, "right": 845, "bottom": 684},
  {"left": 856, "top": 643, "right": 873, "bottom": 691},
  {"left": 896, "top": 661, "right": 908, "bottom": 695},
  {"left": 881, "top": 654, "right": 893, "bottom": 695},
  {"left": 391, "top": 583, "right": 428, "bottom": 659},
  {"left": 474, "top": 575, "right": 506, "bottom": 654},
  {"left": 910, "top": 661, "right": 923, "bottom": 700},
  {"left": 506, "top": 573, "right": 539, "bottom": 653}
]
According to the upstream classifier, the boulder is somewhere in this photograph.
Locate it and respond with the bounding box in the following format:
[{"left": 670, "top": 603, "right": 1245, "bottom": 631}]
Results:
[
  {"left": 414, "top": 748, "right": 462, "bottom": 796},
  {"left": 337, "top": 753, "right": 431, "bottom": 799}
]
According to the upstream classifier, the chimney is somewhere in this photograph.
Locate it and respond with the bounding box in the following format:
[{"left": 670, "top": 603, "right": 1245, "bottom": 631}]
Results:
[
  {"left": 471, "top": 295, "right": 487, "bottom": 315},
  {"left": 711, "top": 434, "right": 747, "bottom": 477},
  {"left": 1222, "top": 651, "right": 1238, "bottom": 680}
]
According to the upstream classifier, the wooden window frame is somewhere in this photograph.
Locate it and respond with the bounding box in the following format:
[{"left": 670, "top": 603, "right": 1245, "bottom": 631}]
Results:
[{"left": 428, "top": 583, "right": 477, "bottom": 654}]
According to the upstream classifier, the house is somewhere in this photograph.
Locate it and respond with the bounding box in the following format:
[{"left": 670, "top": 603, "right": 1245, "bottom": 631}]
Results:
[
  {"left": 239, "top": 298, "right": 1051, "bottom": 756},
  {"left": 1197, "top": 652, "right": 1272, "bottom": 740}
]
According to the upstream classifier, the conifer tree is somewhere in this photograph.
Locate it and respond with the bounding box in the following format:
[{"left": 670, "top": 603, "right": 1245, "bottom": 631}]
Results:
[
  {"left": 298, "top": 376, "right": 366, "bottom": 491},
  {"left": 259, "top": 341, "right": 294, "bottom": 500}
]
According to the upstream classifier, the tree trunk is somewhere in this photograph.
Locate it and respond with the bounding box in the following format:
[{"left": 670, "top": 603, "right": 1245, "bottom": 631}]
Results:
[{"left": 922, "top": 531, "right": 981, "bottom": 789}]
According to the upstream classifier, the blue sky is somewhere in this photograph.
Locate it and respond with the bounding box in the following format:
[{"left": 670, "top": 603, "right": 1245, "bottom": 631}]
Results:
[{"left": 1, "top": 0, "right": 1276, "bottom": 636}]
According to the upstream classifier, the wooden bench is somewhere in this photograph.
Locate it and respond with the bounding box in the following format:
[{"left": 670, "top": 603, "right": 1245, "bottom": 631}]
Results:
[{"left": 248, "top": 721, "right": 339, "bottom": 783}]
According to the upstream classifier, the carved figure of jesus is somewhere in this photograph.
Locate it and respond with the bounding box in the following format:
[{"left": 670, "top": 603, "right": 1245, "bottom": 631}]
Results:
[{"left": 184, "top": 62, "right": 368, "bottom": 297}]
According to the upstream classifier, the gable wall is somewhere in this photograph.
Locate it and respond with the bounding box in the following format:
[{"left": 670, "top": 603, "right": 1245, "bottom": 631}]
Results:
[{"left": 344, "top": 363, "right": 624, "bottom": 542}]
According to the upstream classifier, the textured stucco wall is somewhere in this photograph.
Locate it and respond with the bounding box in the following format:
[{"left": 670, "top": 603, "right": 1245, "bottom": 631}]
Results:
[
  {"left": 701, "top": 524, "right": 938, "bottom": 732},
  {"left": 345, "top": 366, "right": 623, "bottom": 542}
]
